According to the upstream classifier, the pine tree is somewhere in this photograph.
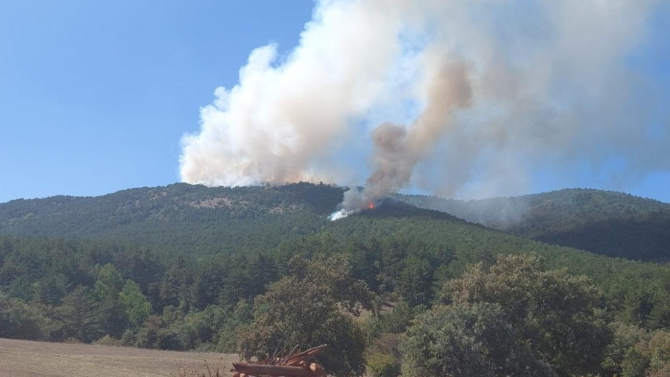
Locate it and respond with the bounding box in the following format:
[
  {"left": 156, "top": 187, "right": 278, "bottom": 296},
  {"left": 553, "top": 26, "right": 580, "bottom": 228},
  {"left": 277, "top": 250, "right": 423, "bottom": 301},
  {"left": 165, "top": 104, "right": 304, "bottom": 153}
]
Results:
[{"left": 57, "top": 286, "right": 103, "bottom": 343}]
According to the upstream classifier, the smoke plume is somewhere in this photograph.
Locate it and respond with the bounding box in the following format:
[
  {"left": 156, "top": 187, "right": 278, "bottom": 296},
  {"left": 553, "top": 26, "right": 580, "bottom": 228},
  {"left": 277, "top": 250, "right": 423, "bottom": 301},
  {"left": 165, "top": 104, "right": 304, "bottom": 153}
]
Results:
[
  {"left": 338, "top": 55, "right": 473, "bottom": 214},
  {"left": 180, "top": 0, "right": 669, "bottom": 214}
]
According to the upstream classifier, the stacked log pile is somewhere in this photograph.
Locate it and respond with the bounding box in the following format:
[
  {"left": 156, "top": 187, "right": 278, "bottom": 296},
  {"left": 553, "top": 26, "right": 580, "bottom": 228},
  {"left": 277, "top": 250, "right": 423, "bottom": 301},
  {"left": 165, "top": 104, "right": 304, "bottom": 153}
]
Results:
[{"left": 232, "top": 345, "right": 327, "bottom": 377}]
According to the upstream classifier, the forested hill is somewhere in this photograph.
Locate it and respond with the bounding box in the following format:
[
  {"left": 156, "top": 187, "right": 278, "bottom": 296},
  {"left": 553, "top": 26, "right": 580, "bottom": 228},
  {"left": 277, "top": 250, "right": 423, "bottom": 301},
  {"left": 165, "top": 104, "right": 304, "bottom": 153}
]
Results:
[
  {"left": 0, "top": 183, "right": 464, "bottom": 256},
  {"left": 2, "top": 183, "right": 669, "bottom": 261},
  {"left": 5, "top": 183, "right": 670, "bottom": 376},
  {"left": 0, "top": 182, "right": 348, "bottom": 256},
  {"left": 398, "top": 188, "right": 670, "bottom": 261}
]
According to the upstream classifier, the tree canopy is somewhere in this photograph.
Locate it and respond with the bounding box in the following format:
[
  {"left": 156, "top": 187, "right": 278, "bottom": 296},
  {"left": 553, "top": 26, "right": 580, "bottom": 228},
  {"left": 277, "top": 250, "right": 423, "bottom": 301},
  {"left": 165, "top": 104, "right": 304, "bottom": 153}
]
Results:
[
  {"left": 403, "top": 254, "right": 611, "bottom": 377},
  {"left": 239, "top": 255, "right": 371, "bottom": 377},
  {"left": 1, "top": 183, "right": 670, "bottom": 374}
]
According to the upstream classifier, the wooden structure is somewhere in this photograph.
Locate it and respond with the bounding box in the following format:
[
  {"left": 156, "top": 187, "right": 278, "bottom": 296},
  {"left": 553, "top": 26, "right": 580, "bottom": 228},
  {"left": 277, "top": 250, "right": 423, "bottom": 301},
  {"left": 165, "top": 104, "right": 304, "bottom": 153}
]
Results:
[{"left": 232, "top": 345, "right": 327, "bottom": 377}]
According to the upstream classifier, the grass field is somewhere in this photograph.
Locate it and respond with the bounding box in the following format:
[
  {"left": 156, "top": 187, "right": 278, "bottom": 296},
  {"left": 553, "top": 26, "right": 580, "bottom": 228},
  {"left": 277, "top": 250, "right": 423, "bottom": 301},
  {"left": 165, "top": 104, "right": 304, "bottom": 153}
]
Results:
[{"left": 0, "top": 338, "right": 237, "bottom": 377}]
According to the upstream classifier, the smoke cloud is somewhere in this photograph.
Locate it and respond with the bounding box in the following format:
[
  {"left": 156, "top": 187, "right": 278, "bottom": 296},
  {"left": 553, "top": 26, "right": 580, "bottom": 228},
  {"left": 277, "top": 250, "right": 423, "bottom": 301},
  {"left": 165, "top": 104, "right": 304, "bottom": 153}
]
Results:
[{"left": 180, "top": 0, "right": 669, "bottom": 213}]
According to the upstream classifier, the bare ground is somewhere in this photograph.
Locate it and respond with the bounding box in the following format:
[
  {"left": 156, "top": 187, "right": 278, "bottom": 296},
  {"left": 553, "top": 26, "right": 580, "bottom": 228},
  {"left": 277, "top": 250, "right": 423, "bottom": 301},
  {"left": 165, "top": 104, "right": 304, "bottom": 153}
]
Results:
[{"left": 0, "top": 338, "right": 237, "bottom": 377}]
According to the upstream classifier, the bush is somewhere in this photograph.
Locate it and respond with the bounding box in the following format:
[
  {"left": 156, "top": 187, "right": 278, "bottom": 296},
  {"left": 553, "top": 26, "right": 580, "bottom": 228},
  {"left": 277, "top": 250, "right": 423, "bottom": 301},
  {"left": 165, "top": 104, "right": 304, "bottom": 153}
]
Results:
[
  {"left": 370, "top": 333, "right": 401, "bottom": 358},
  {"left": 0, "top": 293, "right": 52, "bottom": 341},
  {"left": 62, "top": 337, "right": 83, "bottom": 344},
  {"left": 401, "top": 302, "right": 554, "bottom": 377},
  {"left": 94, "top": 334, "right": 121, "bottom": 346},
  {"left": 239, "top": 255, "right": 372, "bottom": 377},
  {"left": 121, "top": 329, "right": 136, "bottom": 346},
  {"left": 367, "top": 352, "right": 400, "bottom": 377},
  {"left": 364, "top": 302, "right": 418, "bottom": 339},
  {"left": 440, "top": 254, "right": 611, "bottom": 376}
]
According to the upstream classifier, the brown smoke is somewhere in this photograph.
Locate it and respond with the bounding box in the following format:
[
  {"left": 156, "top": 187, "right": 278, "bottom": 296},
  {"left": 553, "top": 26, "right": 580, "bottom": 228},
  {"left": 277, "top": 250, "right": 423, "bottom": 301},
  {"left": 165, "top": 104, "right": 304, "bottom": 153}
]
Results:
[{"left": 342, "top": 56, "right": 472, "bottom": 211}]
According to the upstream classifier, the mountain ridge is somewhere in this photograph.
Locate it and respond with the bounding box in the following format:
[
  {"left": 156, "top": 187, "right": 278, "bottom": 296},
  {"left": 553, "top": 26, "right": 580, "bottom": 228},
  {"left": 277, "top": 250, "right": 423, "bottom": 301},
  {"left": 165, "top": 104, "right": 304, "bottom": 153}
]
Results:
[
  {"left": 397, "top": 188, "right": 670, "bottom": 261},
  {"left": 2, "top": 183, "right": 669, "bottom": 261}
]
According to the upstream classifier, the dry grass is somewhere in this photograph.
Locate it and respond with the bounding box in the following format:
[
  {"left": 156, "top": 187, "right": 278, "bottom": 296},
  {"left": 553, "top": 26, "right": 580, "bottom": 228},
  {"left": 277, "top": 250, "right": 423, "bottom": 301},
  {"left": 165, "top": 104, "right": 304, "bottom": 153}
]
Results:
[
  {"left": 0, "top": 338, "right": 237, "bottom": 377},
  {"left": 176, "top": 357, "right": 227, "bottom": 377}
]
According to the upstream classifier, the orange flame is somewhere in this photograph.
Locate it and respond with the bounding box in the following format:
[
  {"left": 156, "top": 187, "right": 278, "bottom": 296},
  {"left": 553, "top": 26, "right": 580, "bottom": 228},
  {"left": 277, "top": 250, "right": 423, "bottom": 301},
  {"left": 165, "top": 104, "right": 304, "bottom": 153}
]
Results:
[{"left": 367, "top": 201, "right": 375, "bottom": 210}]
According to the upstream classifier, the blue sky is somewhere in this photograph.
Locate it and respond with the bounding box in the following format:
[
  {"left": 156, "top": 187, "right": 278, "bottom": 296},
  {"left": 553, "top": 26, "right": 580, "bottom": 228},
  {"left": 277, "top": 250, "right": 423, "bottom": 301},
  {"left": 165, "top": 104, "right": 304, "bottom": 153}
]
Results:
[
  {"left": 0, "top": 0, "right": 668, "bottom": 203},
  {"left": 0, "top": 1, "right": 311, "bottom": 203}
]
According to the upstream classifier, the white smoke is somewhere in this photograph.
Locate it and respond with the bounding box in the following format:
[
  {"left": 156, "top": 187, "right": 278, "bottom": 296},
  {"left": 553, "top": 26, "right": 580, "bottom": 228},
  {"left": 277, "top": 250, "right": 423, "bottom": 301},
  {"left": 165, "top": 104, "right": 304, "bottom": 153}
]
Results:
[
  {"left": 328, "top": 207, "right": 358, "bottom": 221},
  {"left": 180, "top": 0, "right": 408, "bottom": 187},
  {"left": 180, "top": 0, "right": 668, "bottom": 213}
]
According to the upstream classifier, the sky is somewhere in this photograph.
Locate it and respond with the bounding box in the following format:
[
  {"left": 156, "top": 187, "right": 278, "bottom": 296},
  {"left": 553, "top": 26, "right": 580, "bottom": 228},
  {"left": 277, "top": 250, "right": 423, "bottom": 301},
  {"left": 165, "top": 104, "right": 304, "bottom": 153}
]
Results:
[
  {"left": 0, "top": 1, "right": 311, "bottom": 203},
  {"left": 0, "top": 0, "right": 669, "bottom": 204}
]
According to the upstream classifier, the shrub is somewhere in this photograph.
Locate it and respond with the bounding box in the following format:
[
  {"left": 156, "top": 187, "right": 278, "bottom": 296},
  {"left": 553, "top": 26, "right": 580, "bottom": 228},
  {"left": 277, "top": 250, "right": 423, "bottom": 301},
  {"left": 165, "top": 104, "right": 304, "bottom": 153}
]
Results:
[
  {"left": 94, "top": 334, "right": 121, "bottom": 346},
  {"left": 367, "top": 352, "right": 400, "bottom": 377}
]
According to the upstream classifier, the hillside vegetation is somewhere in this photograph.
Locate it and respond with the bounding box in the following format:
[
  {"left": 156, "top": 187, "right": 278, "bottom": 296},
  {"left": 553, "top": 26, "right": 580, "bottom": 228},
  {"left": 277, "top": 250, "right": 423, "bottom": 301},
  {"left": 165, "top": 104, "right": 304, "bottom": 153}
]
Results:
[
  {"left": 3, "top": 183, "right": 670, "bottom": 376},
  {"left": 0, "top": 183, "right": 343, "bottom": 256},
  {"left": 398, "top": 188, "right": 670, "bottom": 261},
  {"left": 3, "top": 184, "right": 670, "bottom": 262}
]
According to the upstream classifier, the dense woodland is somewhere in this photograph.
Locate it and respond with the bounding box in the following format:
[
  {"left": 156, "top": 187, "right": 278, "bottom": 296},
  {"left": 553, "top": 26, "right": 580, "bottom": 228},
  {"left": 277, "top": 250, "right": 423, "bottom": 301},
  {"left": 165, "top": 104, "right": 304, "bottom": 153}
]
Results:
[
  {"left": 2, "top": 183, "right": 670, "bottom": 376},
  {"left": 0, "top": 183, "right": 344, "bottom": 256},
  {"left": 398, "top": 189, "right": 670, "bottom": 261},
  {"left": 3, "top": 183, "right": 670, "bottom": 261}
]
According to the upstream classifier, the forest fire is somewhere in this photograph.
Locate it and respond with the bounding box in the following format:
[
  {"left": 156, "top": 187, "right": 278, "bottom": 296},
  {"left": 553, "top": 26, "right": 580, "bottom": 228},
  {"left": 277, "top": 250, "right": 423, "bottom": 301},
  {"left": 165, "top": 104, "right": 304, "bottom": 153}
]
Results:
[{"left": 328, "top": 197, "right": 376, "bottom": 221}]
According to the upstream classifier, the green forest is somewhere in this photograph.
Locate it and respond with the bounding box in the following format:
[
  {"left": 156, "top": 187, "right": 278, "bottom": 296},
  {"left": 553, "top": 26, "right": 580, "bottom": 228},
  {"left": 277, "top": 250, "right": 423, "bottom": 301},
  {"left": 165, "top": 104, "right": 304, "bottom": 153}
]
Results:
[
  {"left": 2, "top": 183, "right": 670, "bottom": 376},
  {"left": 398, "top": 188, "right": 670, "bottom": 261}
]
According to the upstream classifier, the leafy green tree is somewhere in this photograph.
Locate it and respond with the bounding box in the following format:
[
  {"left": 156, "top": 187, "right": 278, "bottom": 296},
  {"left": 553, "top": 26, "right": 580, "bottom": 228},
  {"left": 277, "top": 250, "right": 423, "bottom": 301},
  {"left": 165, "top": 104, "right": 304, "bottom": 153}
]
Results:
[
  {"left": 114, "top": 248, "right": 164, "bottom": 292},
  {"left": 56, "top": 286, "right": 103, "bottom": 343},
  {"left": 239, "top": 255, "right": 372, "bottom": 377},
  {"left": 285, "top": 254, "right": 374, "bottom": 314},
  {"left": 365, "top": 301, "right": 418, "bottom": 341},
  {"left": 119, "top": 280, "right": 152, "bottom": 329},
  {"left": 153, "top": 256, "right": 191, "bottom": 312},
  {"left": 219, "top": 255, "right": 252, "bottom": 307},
  {"left": 192, "top": 260, "right": 225, "bottom": 310},
  {"left": 602, "top": 321, "right": 650, "bottom": 375},
  {"left": 440, "top": 254, "right": 611, "bottom": 377},
  {"left": 132, "top": 307, "right": 194, "bottom": 351},
  {"left": 33, "top": 273, "right": 69, "bottom": 306},
  {"left": 396, "top": 256, "right": 433, "bottom": 307},
  {"left": 647, "top": 331, "right": 670, "bottom": 376},
  {"left": 97, "top": 296, "right": 128, "bottom": 338},
  {"left": 7, "top": 275, "right": 34, "bottom": 301},
  {"left": 93, "top": 264, "right": 128, "bottom": 337},
  {"left": 93, "top": 264, "right": 125, "bottom": 300},
  {"left": 215, "top": 299, "right": 253, "bottom": 352},
  {"left": 367, "top": 352, "right": 400, "bottom": 377},
  {"left": 623, "top": 346, "right": 652, "bottom": 377},
  {"left": 247, "top": 252, "right": 278, "bottom": 298},
  {"left": 401, "top": 302, "right": 555, "bottom": 377},
  {"left": 0, "top": 292, "right": 51, "bottom": 340},
  {"left": 135, "top": 315, "right": 173, "bottom": 349},
  {"left": 604, "top": 323, "right": 670, "bottom": 377}
]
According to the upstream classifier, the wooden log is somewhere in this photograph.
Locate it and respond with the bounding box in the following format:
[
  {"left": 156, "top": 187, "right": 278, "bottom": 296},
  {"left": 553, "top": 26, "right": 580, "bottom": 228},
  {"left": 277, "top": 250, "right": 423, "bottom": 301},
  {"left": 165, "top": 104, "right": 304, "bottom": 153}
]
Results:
[
  {"left": 309, "top": 363, "right": 324, "bottom": 375},
  {"left": 284, "top": 345, "right": 327, "bottom": 365},
  {"left": 232, "top": 363, "right": 326, "bottom": 377}
]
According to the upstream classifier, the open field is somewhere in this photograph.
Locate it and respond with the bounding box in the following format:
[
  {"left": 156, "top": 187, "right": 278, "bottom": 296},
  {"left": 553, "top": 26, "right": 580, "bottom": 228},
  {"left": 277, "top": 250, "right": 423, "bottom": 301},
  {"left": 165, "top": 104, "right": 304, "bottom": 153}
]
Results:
[{"left": 0, "top": 338, "right": 236, "bottom": 377}]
